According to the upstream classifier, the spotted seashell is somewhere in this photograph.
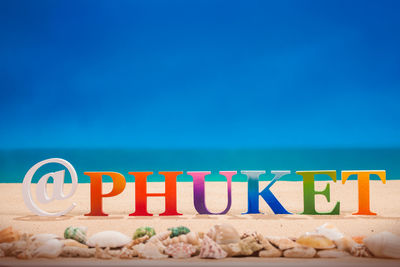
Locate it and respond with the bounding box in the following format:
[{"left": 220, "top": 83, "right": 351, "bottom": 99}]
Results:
[
  {"left": 165, "top": 242, "right": 196, "bottom": 259},
  {"left": 296, "top": 234, "right": 335, "bottom": 249},
  {"left": 64, "top": 226, "right": 87, "bottom": 244},
  {"left": 207, "top": 223, "right": 240, "bottom": 245},
  {"left": 199, "top": 235, "right": 227, "bottom": 259},
  {"left": 364, "top": 231, "right": 400, "bottom": 259},
  {"left": 87, "top": 231, "right": 130, "bottom": 248},
  {"left": 168, "top": 226, "right": 190, "bottom": 238}
]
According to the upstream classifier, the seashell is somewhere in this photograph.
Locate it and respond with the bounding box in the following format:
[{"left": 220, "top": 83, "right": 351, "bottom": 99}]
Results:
[
  {"left": 0, "top": 227, "right": 20, "bottom": 243},
  {"left": 267, "top": 236, "right": 299, "bottom": 250},
  {"left": 334, "top": 236, "right": 357, "bottom": 252},
  {"left": 133, "top": 226, "right": 156, "bottom": 240},
  {"left": 95, "top": 246, "right": 112, "bottom": 259},
  {"left": 283, "top": 246, "right": 316, "bottom": 258},
  {"left": 33, "top": 238, "right": 64, "bottom": 258},
  {"left": 220, "top": 243, "right": 241, "bottom": 257},
  {"left": 364, "top": 231, "right": 400, "bottom": 259},
  {"left": 2, "top": 240, "right": 29, "bottom": 257},
  {"left": 148, "top": 231, "right": 171, "bottom": 244},
  {"left": 136, "top": 242, "right": 168, "bottom": 259},
  {"left": 220, "top": 235, "right": 264, "bottom": 256},
  {"left": 163, "top": 231, "right": 201, "bottom": 246},
  {"left": 61, "top": 246, "right": 95, "bottom": 258},
  {"left": 207, "top": 223, "right": 240, "bottom": 245},
  {"left": 125, "top": 235, "right": 149, "bottom": 249},
  {"left": 296, "top": 234, "right": 335, "bottom": 249},
  {"left": 317, "top": 249, "right": 351, "bottom": 258},
  {"left": 168, "top": 226, "right": 190, "bottom": 238},
  {"left": 256, "top": 233, "right": 282, "bottom": 258},
  {"left": 165, "top": 242, "right": 197, "bottom": 259},
  {"left": 87, "top": 231, "right": 130, "bottom": 248},
  {"left": 259, "top": 248, "right": 282, "bottom": 258},
  {"left": 30, "top": 233, "right": 60, "bottom": 245},
  {"left": 63, "top": 239, "right": 88, "bottom": 248},
  {"left": 239, "top": 236, "right": 264, "bottom": 255},
  {"left": 64, "top": 226, "right": 87, "bottom": 244},
  {"left": 350, "top": 244, "right": 372, "bottom": 257},
  {"left": 119, "top": 247, "right": 138, "bottom": 259},
  {"left": 199, "top": 235, "right": 227, "bottom": 259},
  {"left": 352, "top": 236, "right": 365, "bottom": 244},
  {"left": 313, "top": 223, "right": 344, "bottom": 241}
]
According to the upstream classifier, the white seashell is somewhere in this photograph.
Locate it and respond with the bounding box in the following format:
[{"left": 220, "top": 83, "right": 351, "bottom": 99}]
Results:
[
  {"left": 314, "top": 223, "right": 344, "bottom": 241},
  {"left": 207, "top": 224, "right": 240, "bottom": 245},
  {"left": 30, "top": 233, "right": 60, "bottom": 245},
  {"left": 317, "top": 249, "right": 351, "bottom": 258},
  {"left": 87, "top": 231, "right": 130, "bottom": 248},
  {"left": 364, "top": 231, "right": 400, "bottom": 259},
  {"left": 33, "top": 239, "right": 64, "bottom": 258},
  {"left": 137, "top": 242, "right": 168, "bottom": 259}
]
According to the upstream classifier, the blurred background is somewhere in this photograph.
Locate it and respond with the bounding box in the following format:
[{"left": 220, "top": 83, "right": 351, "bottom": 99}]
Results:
[{"left": 0, "top": 0, "right": 399, "bottom": 181}]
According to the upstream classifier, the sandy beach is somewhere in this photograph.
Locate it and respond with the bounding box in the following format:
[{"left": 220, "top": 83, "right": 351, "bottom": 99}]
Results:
[{"left": 0, "top": 180, "right": 399, "bottom": 265}]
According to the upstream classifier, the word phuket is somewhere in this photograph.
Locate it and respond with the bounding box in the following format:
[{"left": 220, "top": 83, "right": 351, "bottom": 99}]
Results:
[{"left": 22, "top": 158, "right": 386, "bottom": 217}]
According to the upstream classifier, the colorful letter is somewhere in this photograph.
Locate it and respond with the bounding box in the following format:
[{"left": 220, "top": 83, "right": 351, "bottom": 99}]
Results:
[
  {"left": 296, "top": 170, "right": 340, "bottom": 215},
  {"left": 129, "top": 171, "right": 182, "bottom": 216},
  {"left": 242, "top": 170, "right": 291, "bottom": 214},
  {"left": 84, "top": 172, "right": 126, "bottom": 216},
  {"left": 341, "top": 170, "right": 386, "bottom": 215},
  {"left": 187, "top": 171, "right": 235, "bottom": 215}
]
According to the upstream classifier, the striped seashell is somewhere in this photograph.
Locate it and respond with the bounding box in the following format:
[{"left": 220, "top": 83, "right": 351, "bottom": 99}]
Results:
[
  {"left": 64, "top": 226, "right": 87, "bottom": 244},
  {"left": 364, "top": 231, "right": 400, "bottom": 259}
]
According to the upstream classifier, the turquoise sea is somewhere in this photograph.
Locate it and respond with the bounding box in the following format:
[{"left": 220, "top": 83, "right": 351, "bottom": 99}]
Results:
[{"left": 0, "top": 149, "right": 399, "bottom": 183}]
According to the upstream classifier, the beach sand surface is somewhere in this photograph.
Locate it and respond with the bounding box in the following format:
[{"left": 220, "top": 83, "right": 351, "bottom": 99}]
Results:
[{"left": 0, "top": 181, "right": 399, "bottom": 265}]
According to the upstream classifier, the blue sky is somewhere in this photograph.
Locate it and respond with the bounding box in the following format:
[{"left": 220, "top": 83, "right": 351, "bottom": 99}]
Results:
[{"left": 1, "top": 0, "right": 399, "bottom": 149}]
